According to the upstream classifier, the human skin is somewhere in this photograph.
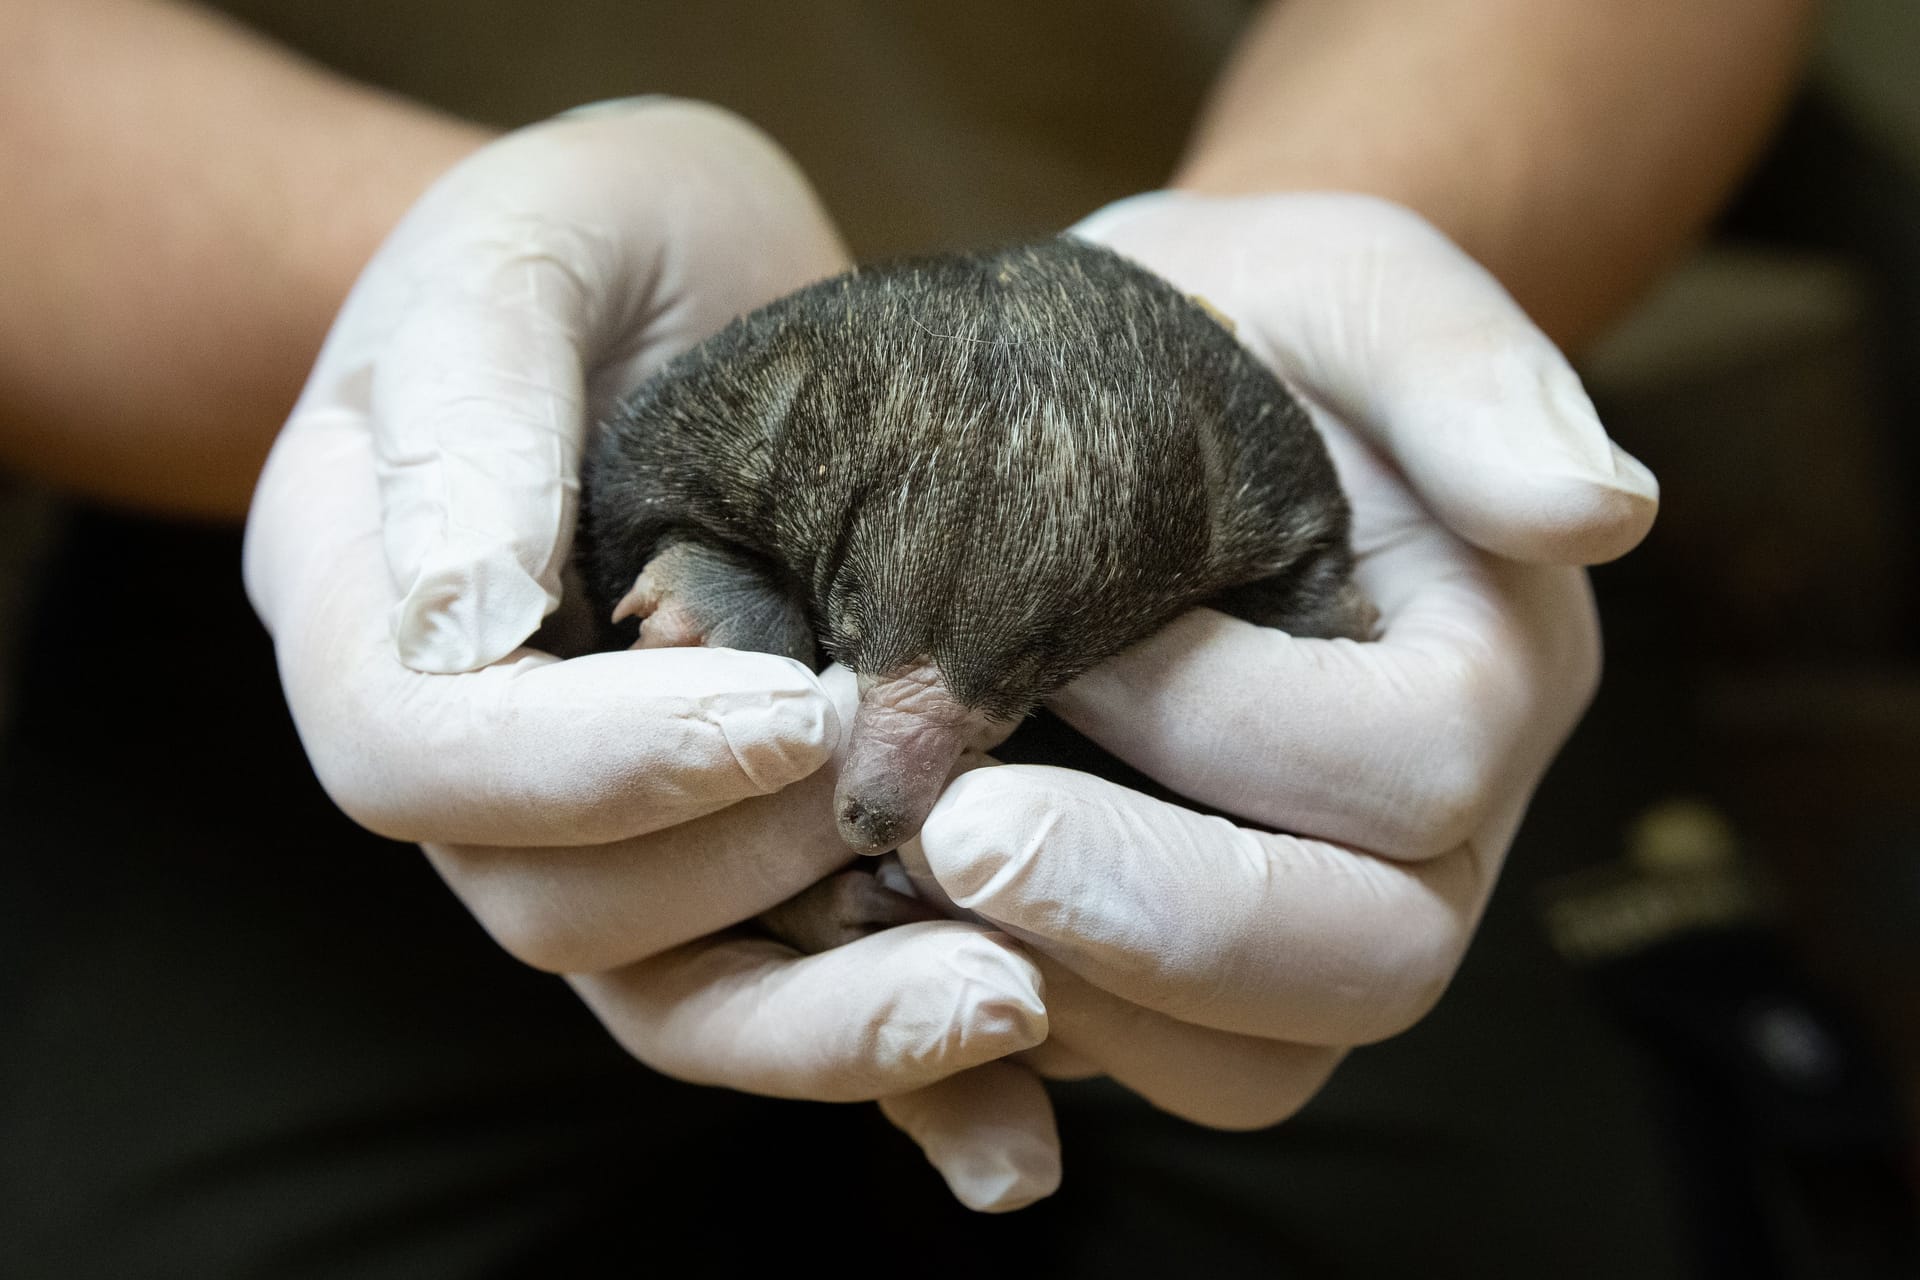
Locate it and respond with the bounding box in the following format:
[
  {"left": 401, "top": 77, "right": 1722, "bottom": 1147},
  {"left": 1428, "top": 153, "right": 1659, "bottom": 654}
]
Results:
[
  {"left": 0, "top": 0, "right": 1815, "bottom": 518},
  {"left": 0, "top": 0, "right": 488, "bottom": 519},
  {"left": 1173, "top": 0, "right": 1818, "bottom": 349}
]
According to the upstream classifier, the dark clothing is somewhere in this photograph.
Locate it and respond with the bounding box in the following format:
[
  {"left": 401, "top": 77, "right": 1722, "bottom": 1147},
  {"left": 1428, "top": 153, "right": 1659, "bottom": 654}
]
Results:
[{"left": 0, "top": 511, "right": 1686, "bottom": 1277}]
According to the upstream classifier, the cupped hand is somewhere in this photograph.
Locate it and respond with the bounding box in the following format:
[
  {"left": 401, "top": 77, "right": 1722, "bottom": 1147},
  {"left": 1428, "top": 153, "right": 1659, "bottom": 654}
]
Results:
[
  {"left": 885, "top": 191, "right": 1657, "bottom": 1139},
  {"left": 243, "top": 100, "right": 1056, "bottom": 1211}
]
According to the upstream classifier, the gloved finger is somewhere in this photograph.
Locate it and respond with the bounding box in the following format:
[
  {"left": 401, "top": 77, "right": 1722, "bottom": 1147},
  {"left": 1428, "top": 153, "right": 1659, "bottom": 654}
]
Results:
[
  {"left": 898, "top": 781, "right": 1355, "bottom": 1120},
  {"left": 879, "top": 1062, "right": 1063, "bottom": 1213},
  {"left": 1052, "top": 577, "right": 1597, "bottom": 861},
  {"left": 568, "top": 922, "right": 1048, "bottom": 1101},
  {"left": 1073, "top": 191, "right": 1657, "bottom": 566},
  {"left": 311, "top": 99, "right": 849, "bottom": 673},
  {"left": 1036, "top": 960, "right": 1343, "bottom": 1131},
  {"left": 422, "top": 666, "right": 889, "bottom": 974},
  {"left": 424, "top": 766, "right": 853, "bottom": 974},
  {"left": 1050, "top": 437, "right": 1596, "bottom": 860},
  {"left": 917, "top": 766, "right": 1483, "bottom": 1046},
  {"left": 244, "top": 410, "right": 837, "bottom": 847}
]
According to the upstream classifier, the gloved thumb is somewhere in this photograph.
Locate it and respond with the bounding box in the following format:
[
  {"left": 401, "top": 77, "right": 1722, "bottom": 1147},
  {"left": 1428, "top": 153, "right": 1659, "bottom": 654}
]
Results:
[
  {"left": 299, "top": 98, "right": 848, "bottom": 674},
  {"left": 879, "top": 1062, "right": 1063, "bottom": 1213},
  {"left": 1072, "top": 191, "right": 1658, "bottom": 566}
]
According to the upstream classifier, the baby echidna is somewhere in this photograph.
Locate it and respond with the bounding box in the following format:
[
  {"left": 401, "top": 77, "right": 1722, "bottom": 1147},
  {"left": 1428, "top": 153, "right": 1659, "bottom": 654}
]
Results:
[{"left": 581, "top": 236, "right": 1371, "bottom": 946}]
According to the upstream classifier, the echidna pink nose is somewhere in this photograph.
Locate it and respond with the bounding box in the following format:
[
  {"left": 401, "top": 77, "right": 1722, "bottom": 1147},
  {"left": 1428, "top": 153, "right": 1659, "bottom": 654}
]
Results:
[
  {"left": 836, "top": 781, "right": 933, "bottom": 856},
  {"left": 834, "top": 663, "right": 977, "bottom": 855}
]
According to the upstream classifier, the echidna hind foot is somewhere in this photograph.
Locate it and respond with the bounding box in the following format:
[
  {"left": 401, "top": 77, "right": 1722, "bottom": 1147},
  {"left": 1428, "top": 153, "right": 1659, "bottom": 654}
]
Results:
[{"left": 610, "top": 538, "right": 817, "bottom": 666}]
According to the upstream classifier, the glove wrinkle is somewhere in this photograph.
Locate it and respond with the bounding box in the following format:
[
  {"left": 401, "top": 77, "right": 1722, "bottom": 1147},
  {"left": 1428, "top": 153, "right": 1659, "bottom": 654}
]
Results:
[{"left": 692, "top": 680, "right": 844, "bottom": 797}]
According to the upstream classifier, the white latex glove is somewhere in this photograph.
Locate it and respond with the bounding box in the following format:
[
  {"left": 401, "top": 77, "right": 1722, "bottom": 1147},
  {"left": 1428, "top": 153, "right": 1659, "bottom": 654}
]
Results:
[
  {"left": 242, "top": 100, "right": 1055, "bottom": 1210},
  {"left": 873, "top": 191, "right": 1659, "bottom": 1150}
]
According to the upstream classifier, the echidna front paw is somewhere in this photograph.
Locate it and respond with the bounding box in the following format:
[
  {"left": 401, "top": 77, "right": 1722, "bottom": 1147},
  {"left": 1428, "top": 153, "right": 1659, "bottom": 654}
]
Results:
[
  {"left": 611, "top": 546, "right": 710, "bottom": 649},
  {"left": 612, "top": 539, "right": 819, "bottom": 666},
  {"left": 756, "top": 867, "right": 943, "bottom": 954}
]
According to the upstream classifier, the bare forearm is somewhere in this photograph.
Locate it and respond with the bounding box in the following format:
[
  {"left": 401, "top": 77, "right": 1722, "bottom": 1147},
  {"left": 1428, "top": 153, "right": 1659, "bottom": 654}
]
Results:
[
  {"left": 0, "top": 0, "right": 489, "bottom": 519},
  {"left": 1175, "top": 0, "right": 1819, "bottom": 348}
]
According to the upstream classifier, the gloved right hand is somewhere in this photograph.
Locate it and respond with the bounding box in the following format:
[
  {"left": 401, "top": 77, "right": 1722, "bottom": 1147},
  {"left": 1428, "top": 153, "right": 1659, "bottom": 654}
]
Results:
[{"left": 242, "top": 100, "right": 1054, "bottom": 1209}]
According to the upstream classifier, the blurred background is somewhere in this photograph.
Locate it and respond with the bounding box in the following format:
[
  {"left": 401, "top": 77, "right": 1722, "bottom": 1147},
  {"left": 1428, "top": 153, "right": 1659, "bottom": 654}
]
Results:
[
  {"left": 1541, "top": 2, "right": 1920, "bottom": 1269},
  {"left": 0, "top": 1, "right": 1915, "bottom": 1276}
]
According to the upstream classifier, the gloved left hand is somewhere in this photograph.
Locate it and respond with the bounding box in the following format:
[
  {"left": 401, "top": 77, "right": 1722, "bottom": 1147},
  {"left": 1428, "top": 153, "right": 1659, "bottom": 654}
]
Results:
[{"left": 244, "top": 100, "right": 1057, "bottom": 1213}]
